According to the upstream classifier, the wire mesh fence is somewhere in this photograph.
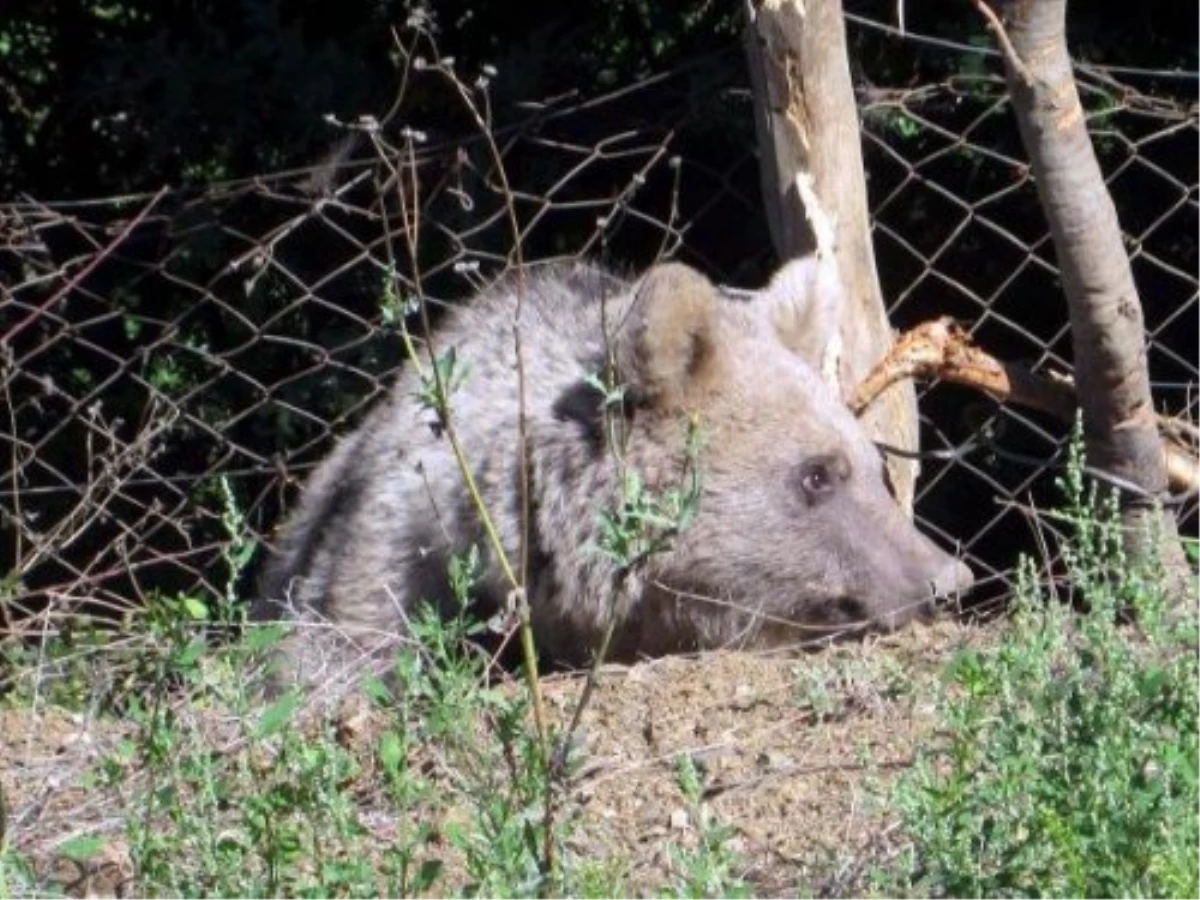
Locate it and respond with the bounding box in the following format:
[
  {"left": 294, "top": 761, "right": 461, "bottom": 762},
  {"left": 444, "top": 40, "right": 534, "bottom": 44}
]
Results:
[{"left": 1, "top": 14, "right": 1195, "bottom": 639}]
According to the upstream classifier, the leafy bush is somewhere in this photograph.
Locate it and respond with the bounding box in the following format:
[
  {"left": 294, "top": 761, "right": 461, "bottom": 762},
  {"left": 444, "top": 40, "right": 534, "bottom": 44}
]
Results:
[{"left": 885, "top": 431, "right": 1199, "bottom": 898}]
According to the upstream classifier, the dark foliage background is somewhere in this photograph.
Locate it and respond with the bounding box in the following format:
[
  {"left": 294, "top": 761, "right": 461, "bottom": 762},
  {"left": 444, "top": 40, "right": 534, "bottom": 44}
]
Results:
[{"left": 3, "top": 2, "right": 1194, "bottom": 200}]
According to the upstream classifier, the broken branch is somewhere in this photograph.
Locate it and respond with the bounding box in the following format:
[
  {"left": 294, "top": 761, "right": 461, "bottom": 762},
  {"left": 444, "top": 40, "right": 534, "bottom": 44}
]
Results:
[{"left": 850, "top": 317, "right": 1198, "bottom": 495}]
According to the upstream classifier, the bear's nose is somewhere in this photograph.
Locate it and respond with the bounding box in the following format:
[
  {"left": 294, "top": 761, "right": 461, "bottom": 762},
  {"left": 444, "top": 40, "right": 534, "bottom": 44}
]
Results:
[{"left": 931, "top": 558, "right": 974, "bottom": 600}]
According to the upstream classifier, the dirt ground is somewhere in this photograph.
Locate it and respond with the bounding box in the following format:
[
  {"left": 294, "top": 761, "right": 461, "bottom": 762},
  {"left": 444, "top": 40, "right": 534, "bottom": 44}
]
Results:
[{"left": 2, "top": 619, "right": 997, "bottom": 897}]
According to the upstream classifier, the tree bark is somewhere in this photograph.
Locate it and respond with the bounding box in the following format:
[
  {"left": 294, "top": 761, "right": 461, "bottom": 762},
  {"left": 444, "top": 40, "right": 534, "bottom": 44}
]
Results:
[
  {"left": 743, "top": 0, "right": 920, "bottom": 515},
  {"left": 985, "top": 0, "right": 1186, "bottom": 577}
]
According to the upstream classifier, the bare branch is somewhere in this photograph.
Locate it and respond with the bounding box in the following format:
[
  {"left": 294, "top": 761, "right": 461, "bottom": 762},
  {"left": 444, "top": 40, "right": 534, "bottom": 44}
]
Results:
[
  {"left": 851, "top": 319, "right": 1199, "bottom": 495},
  {"left": 969, "top": 0, "right": 1036, "bottom": 88}
]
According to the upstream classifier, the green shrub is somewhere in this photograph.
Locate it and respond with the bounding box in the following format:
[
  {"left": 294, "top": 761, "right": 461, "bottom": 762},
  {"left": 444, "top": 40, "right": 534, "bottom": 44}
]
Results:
[{"left": 884, "top": 431, "right": 1199, "bottom": 898}]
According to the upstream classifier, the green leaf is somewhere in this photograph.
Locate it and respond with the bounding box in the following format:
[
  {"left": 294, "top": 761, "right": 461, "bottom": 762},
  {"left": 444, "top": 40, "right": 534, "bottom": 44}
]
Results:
[
  {"left": 414, "top": 859, "right": 445, "bottom": 892},
  {"left": 378, "top": 729, "right": 405, "bottom": 774},
  {"left": 256, "top": 690, "right": 302, "bottom": 737},
  {"left": 181, "top": 595, "right": 209, "bottom": 621},
  {"left": 243, "top": 622, "right": 288, "bottom": 652},
  {"left": 57, "top": 835, "right": 107, "bottom": 862}
]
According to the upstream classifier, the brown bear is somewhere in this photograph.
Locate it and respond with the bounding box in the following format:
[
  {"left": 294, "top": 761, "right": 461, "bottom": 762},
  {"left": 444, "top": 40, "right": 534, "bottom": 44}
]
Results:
[{"left": 254, "top": 256, "right": 973, "bottom": 688}]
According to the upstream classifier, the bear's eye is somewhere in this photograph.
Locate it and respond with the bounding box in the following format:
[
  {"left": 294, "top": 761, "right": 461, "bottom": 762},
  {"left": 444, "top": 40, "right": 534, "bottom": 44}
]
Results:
[
  {"left": 796, "top": 453, "right": 848, "bottom": 505},
  {"left": 801, "top": 461, "right": 833, "bottom": 495}
]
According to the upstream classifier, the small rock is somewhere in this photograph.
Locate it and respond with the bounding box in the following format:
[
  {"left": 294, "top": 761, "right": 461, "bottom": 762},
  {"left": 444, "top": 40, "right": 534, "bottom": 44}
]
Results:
[
  {"left": 669, "top": 808, "right": 691, "bottom": 831},
  {"left": 731, "top": 683, "right": 757, "bottom": 710}
]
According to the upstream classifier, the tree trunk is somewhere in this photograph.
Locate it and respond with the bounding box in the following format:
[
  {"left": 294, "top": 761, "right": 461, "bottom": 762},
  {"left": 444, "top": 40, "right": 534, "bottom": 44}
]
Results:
[
  {"left": 743, "top": 0, "right": 920, "bottom": 516},
  {"left": 988, "top": 0, "right": 1186, "bottom": 578}
]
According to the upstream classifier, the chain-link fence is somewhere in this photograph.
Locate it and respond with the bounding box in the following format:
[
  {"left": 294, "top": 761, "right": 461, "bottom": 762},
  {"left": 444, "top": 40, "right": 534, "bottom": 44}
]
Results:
[{"left": 1, "top": 14, "right": 1195, "bottom": 638}]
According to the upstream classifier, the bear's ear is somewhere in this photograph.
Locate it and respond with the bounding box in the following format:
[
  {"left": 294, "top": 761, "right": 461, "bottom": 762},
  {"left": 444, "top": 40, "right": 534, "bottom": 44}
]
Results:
[
  {"left": 758, "top": 253, "right": 844, "bottom": 368},
  {"left": 613, "top": 262, "right": 720, "bottom": 407}
]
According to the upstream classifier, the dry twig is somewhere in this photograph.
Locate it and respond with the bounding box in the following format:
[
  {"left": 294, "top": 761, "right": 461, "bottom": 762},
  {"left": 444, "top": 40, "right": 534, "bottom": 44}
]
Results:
[{"left": 851, "top": 317, "right": 1198, "bottom": 495}]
